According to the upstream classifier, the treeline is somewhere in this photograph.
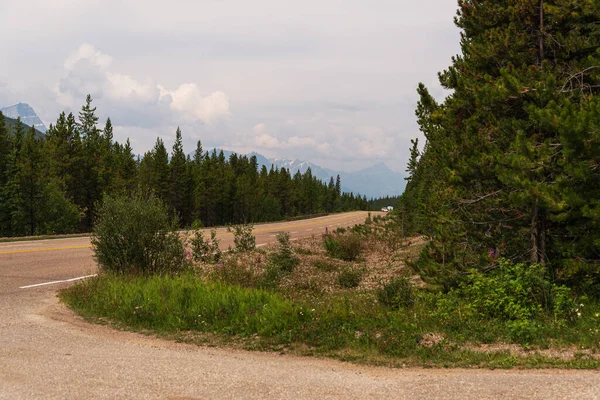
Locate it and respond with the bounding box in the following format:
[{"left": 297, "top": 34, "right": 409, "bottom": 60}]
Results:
[
  {"left": 399, "top": 1, "right": 599, "bottom": 292},
  {"left": 0, "top": 95, "right": 367, "bottom": 237},
  {"left": 368, "top": 196, "right": 400, "bottom": 211}
]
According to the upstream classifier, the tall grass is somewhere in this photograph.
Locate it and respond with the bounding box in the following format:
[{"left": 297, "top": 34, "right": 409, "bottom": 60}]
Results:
[{"left": 62, "top": 273, "right": 305, "bottom": 336}]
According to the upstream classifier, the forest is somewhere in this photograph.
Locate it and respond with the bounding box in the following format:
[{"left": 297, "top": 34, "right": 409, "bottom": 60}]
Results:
[
  {"left": 399, "top": 0, "right": 600, "bottom": 294},
  {"left": 0, "top": 97, "right": 368, "bottom": 237}
]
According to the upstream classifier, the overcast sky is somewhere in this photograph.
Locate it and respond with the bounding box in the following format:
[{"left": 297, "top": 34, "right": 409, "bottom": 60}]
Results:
[{"left": 0, "top": 0, "right": 461, "bottom": 173}]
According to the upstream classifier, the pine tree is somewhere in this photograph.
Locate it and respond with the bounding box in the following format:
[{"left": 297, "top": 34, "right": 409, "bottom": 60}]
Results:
[
  {"left": 170, "top": 127, "right": 188, "bottom": 225},
  {"left": 403, "top": 0, "right": 600, "bottom": 286}
]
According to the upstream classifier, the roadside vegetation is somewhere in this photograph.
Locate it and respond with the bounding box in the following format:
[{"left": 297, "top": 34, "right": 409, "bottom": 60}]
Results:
[{"left": 62, "top": 197, "right": 600, "bottom": 369}]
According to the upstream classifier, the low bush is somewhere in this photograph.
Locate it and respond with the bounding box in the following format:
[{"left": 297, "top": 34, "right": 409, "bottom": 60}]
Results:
[
  {"left": 228, "top": 223, "right": 256, "bottom": 252},
  {"left": 337, "top": 268, "right": 363, "bottom": 288},
  {"left": 269, "top": 232, "right": 299, "bottom": 273},
  {"left": 324, "top": 232, "right": 363, "bottom": 261},
  {"left": 190, "top": 219, "right": 204, "bottom": 230},
  {"left": 190, "top": 228, "right": 221, "bottom": 263},
  {"left": 377, "top": 276, "right": 414, "bottom": 309},
  {"left": 432, "top": 260, "right": 579, "bottom": 343},
  {"left": 212, "top": 258, "right": 259, "bottom": 288},
  {"left": 91, "top": 194, "right": 187, "bottom": 275}
]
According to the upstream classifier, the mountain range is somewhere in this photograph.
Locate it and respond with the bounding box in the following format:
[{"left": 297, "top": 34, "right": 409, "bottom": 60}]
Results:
[
  {"left": 212, "top": 149, "right": 406, "bottom": 198},
  {"left": 0, "top": 103, "right": 47, "bottom": 133}
]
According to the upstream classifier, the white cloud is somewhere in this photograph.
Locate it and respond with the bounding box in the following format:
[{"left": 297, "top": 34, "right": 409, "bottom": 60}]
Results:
[
  {"left": 163, "top": 84, "right": 230, "bottom": 124},
  {"left": 64, "top": 43, "right": 112, "bottom": 70},
  {"left": 106, "top": 72, "right": 157, "bottom": 102},
  {"left": 255, "top": 133, "right": 280, "bottom": 148},
  {"left": 57, "top": 44, "right": 230, "bottom": 125}
]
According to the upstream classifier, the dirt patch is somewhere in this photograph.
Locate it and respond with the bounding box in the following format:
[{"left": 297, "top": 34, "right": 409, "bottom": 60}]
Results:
[{"left": 463, "top": 343, "right": 600, "bottom": 361}]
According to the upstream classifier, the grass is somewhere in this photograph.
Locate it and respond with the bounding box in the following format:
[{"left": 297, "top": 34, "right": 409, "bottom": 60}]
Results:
[
  {"left": 61, "top": 217, "right": 600, "bottom": 369},
  {"left": 62, "top": 273, "right": 600, "bottom": 369}
]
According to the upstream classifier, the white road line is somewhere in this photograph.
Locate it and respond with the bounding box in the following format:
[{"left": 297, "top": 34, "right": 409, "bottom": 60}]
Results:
[
  {"left": 256, "top": 243, "right": 267, "bottom": 247},
  {"left": 19, "top": 274, "right": 97, "bottom": 289}
]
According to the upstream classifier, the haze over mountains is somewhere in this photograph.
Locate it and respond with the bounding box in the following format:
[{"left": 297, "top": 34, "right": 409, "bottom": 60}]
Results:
[{"left": 214, "top": 149, "right": 405, "bottom": 198}]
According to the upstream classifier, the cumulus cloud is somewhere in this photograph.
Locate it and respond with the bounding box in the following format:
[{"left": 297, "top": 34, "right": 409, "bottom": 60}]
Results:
[
  {"left": 64, "top": 43, "right": 112, "bottom": 70},
  {"left": 160, "top": 83, "right": 230, "bottom": 123},
  {"left": 56, "top": 44, "right": 230, "bottom": 125}
]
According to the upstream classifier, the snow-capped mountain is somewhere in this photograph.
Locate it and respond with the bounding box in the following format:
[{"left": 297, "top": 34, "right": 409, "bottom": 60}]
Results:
[
  {"left": 0, "top": 103, "right": 47, "bottom": 133},
  {"left": 210, "top": 149, "right": 406, "bottom": 198}
]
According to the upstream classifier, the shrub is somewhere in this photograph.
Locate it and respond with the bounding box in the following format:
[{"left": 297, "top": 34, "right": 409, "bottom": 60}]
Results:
[
  {"left": 228, "top": 223, "right": 256, "bottom": 252},
  {"left": 190, "top": 228, "right": 221, "bottom": 263},
  {"left": 324, "top": 232, "right": 363, "bottom": 261},
  {"left": 190, "top": 219, "right": 204, "bottom": 230},
  {"left": 432, "top": 260, "right": 579, "bottom": 343},
  {"left": 377, "top": 276, "right": 414, "bottom": 309},
  {"left": 92, "top": 195, "right": 187, "bottom": 275},
  {"left": 213, "top": 258, "right": 258, "bottom": 288},
  {"left": 337, "top": 268, "right": 363, "bottom": 288},
  {"left": 313, "top": 259, "right": 338, "bottom": 272},
  {"left": 270, "top": 232, "right": 299, "bottom": 273}
]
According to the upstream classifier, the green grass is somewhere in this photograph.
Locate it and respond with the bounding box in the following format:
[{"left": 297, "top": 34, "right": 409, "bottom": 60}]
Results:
[{"left": 62, "top": 273, "right": 600, "bottom": 369}]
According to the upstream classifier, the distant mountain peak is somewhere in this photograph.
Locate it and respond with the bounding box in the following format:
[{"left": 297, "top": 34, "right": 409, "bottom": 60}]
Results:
[{"left": 0, "top": 103, "right": 47, "bottom": 133}]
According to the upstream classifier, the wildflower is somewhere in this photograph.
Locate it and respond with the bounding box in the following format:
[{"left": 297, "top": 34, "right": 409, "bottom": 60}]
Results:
[{"left": 488, "top": 249, "right": 495, "bottom": 256}]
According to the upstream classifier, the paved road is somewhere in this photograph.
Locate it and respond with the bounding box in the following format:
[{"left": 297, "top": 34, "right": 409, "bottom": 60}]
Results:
[{"left": 1, "top": 211, "right": 599, "bottom": 399}]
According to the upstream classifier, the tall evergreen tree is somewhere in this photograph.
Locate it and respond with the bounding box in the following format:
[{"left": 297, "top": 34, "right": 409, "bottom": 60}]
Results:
[{"left": 402, "top": 0, "right": 600, "bottom": 287}]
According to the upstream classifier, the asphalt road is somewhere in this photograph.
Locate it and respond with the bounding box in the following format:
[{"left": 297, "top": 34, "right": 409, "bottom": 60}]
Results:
[{"left": 1, "top": 211, "right": 599, "bottom": 399}]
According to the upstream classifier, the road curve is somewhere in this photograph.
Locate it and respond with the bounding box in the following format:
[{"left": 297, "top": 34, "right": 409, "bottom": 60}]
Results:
[{"left": 0, "top": 211, "right": 598, "bottom": 399}]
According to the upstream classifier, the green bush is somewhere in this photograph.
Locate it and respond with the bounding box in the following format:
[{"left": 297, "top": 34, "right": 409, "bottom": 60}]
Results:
[
  {"left": 377, "top": 276, "right": 414, "bottom": 309},
  {"left": 190, "top": 228, "right": 221, "bottom": 263},
  {"left": 270, "top": 232, "right": 299, "bottom": 273},
  {"left": 91, "top": 194, "right": 187, "bottom": 275},
  {"left": 324, "top": 232, "right": 363, "bottom": 261},
  {"left": 432, "top": 260, "right": 578, "bottom": 343},
  {"left": 190, "top": 219, "right": 204, "bottom": 230},
  {"left": 337, "top": 268, "right": 363, "bottom": 288},
  {"left": 228, "top": 223, "right": 256, "bottom": 252}
]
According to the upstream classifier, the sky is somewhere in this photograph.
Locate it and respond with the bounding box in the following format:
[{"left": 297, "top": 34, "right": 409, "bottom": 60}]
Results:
[{"left": 0, "top": 0, "right": 462, "bottom": 174}]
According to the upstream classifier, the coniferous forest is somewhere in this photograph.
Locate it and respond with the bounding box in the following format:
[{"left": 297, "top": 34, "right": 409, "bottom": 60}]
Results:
[
  {"left": 399, "top": 0, "right": 600, "bottom": 293},
  {"left": 0, "top": 95, "right": 368, "bottom": 237}
]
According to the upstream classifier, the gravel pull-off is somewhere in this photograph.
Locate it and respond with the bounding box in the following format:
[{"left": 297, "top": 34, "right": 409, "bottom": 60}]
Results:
[{"left": 1, "top": 214, "right": 599, "bottom": 399}]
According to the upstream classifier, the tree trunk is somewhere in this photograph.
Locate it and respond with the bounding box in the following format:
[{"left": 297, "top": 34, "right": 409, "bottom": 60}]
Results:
[
  {"left": 531, "top": 203, "right": 547, "bottom": 264},
  {"left": 538, "top": 0, "right": 544, "bottom": 66}
]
